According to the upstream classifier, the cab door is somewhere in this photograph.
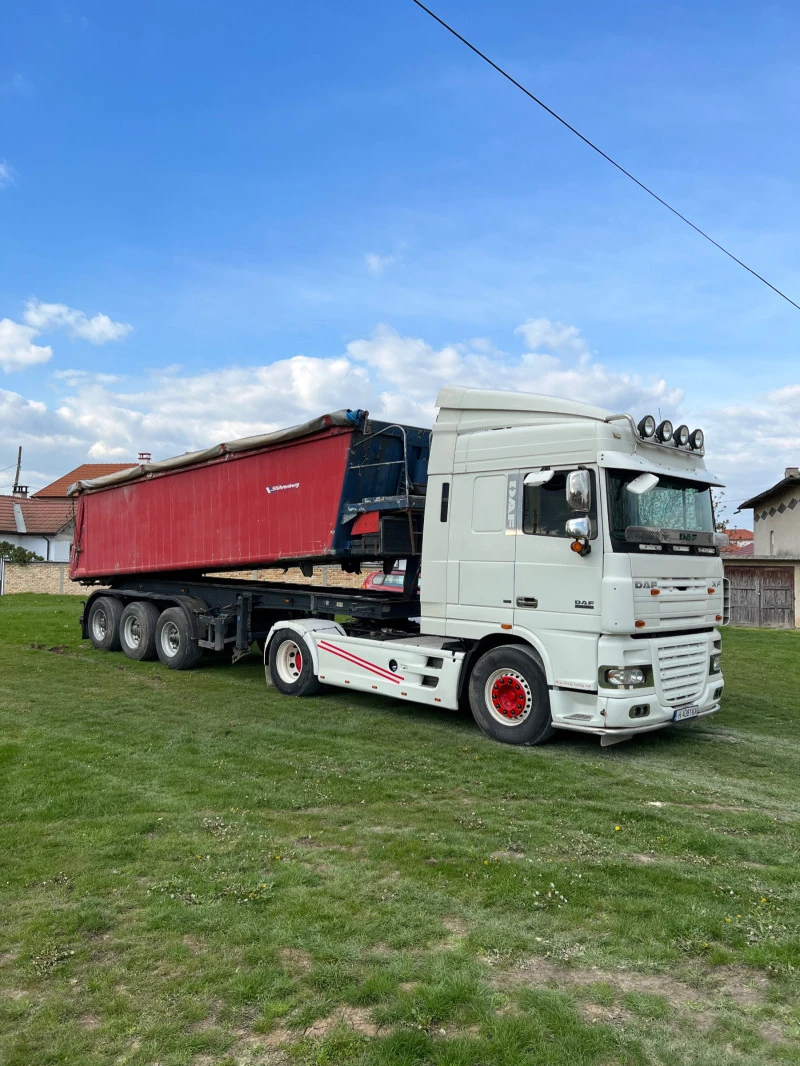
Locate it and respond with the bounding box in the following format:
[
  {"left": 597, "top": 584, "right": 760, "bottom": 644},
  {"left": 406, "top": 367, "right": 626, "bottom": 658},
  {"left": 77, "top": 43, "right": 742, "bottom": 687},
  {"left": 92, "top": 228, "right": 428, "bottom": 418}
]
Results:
[{"left": 513, "top": 467, "right": 603, "bottom": 689}]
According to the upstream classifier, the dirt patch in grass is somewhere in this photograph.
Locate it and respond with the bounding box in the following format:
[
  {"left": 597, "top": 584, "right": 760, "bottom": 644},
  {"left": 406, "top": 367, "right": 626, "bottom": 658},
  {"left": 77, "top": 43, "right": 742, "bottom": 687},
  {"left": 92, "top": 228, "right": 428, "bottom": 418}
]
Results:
[
  {"left": 628, "top": 852, "right": 658, "bottom": 864},
  {"left": 579, "top": 1002, "right": 634, "bottom": 1026},
  {"left": 278, "top": 948, "right": 312, "bottom": 975},
  {"left": 496, "top": 956, "right": 771, "bottom": 1010},
  {"left": 713, "top": 965, "right": 771, "bottom": 1007},
  {"left": 304, "top": 1005, "right": 381, "bottom": 1038},
  {"left": 490, "top": 850, "right": 527, "bottom": 861},
  {"left": 181, "top": 934, "right": 206, "bottom": 953},
  {"left": 441, "top": 915, "right": 468, "bottom": 947},
  {"left": 77, "top": 1013, "right": 100, "bottom": 1030}
]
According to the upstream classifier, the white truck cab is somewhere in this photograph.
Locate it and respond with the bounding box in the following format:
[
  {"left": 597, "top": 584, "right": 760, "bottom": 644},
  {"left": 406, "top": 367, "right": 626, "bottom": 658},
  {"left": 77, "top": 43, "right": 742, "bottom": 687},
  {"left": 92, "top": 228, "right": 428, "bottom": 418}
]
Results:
[{"left": 266, "top": 387, "right": 727, "bottom": 747}]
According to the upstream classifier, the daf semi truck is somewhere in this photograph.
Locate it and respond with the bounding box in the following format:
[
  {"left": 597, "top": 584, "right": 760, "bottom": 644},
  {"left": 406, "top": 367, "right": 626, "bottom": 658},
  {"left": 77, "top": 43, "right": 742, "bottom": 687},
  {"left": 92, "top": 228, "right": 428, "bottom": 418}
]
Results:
[{"left": 71, "top": 387, "right": 728, "bottom": 747}]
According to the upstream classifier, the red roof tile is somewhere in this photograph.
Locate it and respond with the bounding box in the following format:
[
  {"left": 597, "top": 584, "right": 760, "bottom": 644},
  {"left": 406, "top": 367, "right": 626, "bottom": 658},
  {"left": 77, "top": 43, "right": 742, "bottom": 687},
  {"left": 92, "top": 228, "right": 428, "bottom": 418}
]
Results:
[
  {"left": 33, "top": 464, "right": 135, "bottom": 498},
  {"left": 0, "top": 495, "right": 74, "bottom": 535},
  {"left": 720, "top": 542, "right": 755, "bottom": 558},
  {"left": 726, "top": 528, "right": 754, "bottom": 541}
]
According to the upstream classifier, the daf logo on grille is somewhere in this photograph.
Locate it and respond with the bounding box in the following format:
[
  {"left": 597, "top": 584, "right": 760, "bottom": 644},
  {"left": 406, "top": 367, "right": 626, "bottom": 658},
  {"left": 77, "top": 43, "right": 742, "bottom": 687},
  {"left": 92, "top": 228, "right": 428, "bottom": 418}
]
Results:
[{"left": 635, "top": 581, "right": 657, "bottom": 588}]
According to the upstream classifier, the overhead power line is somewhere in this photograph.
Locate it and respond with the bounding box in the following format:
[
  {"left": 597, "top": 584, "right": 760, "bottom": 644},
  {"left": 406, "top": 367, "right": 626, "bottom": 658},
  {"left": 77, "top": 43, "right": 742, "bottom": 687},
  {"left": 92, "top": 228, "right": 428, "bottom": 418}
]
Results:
[{"left": 409, "top": 0, "right": 800, "bottom": 313}]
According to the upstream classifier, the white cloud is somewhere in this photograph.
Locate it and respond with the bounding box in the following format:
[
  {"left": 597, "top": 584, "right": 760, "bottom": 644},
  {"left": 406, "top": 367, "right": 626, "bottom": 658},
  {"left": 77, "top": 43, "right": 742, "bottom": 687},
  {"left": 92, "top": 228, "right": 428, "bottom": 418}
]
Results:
[
  {"left": 23, "top": 300, "right": 132, "bottom": 343},
  {"left": 0, "top": 162, "right": 13, "bottom": 190},
  {"left": 0, "top": 299, "right": 132, "bottom": 375},
  {"left": 365, "top": 252, "right": 397, "bottom": 274},
  {"left": 0, "top": 318, "right": 52, "bottom": 372},
  {"left": 0, "top": 315, "right": 792, "bottom": 516}
]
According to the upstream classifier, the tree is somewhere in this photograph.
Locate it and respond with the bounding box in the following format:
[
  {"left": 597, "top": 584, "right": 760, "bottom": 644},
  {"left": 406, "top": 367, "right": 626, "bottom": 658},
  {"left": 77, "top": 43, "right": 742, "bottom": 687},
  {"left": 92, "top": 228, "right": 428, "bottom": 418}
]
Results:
[
  {"left": 711, "top": 489, "right": 729, "bottom": 532},
  {"left": 0, "top": 541, "right": 44, "bottom": 565}
]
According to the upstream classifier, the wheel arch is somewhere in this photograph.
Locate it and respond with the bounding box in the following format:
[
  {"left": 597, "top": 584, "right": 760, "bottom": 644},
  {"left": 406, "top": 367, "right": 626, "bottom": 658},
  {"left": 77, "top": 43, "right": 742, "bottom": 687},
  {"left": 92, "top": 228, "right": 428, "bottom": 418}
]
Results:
[
  {"left": 457, "top": 631, "right": 553, "bottom": 703},
  {"left": 262, "top": 617, "right": 345, "bottom": 671}
]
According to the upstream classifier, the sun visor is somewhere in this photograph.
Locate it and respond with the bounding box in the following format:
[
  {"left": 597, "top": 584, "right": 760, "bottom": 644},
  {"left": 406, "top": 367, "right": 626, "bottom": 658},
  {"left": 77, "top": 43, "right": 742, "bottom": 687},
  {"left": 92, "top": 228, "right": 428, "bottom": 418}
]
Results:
[{"left": 597, "top": 449, "right": 725, "bottom": 487}]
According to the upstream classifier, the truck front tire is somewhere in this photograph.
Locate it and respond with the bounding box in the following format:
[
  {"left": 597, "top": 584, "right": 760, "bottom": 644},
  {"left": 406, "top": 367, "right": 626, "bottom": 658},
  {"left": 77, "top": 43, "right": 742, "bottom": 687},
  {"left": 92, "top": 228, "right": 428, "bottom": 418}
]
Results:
[
  {"left": 269, "top": 629, "right": 321, "bottom": 696},
  {"left": 120, "top": 601, "right": 160, "bottom": 661},
  {"left": 156, "top": 607, "right": 202, "bottom": 670},
  {"left": 87, "top": 596, "right": 123, "bottom": 652},
  {"left": 469, "top": 645, "right": 554, "bottom": 746}
]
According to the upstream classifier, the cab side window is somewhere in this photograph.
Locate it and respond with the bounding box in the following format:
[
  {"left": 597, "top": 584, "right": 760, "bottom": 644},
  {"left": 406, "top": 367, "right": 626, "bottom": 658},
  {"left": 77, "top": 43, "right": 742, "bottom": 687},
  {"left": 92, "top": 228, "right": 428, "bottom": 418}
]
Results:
[{"left": 523, "top": 470, "right": 597, "bottom": 538}]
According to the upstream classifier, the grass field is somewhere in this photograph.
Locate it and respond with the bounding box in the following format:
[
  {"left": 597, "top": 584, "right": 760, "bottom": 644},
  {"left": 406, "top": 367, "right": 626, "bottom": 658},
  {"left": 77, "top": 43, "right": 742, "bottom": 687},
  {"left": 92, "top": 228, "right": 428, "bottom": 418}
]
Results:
[{"left": 0, "top": 593, "right": 798, "bottom": 1065}]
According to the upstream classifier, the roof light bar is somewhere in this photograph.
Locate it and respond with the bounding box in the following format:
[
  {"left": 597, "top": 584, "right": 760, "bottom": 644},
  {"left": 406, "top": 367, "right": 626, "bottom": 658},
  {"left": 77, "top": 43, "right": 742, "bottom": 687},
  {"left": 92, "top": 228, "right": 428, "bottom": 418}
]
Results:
[
  {"left": 674, "top": 424, "right": 690, "bottom": 447},
  {"left": 689, "top": 428, "right": 704, "bottom": 450}
]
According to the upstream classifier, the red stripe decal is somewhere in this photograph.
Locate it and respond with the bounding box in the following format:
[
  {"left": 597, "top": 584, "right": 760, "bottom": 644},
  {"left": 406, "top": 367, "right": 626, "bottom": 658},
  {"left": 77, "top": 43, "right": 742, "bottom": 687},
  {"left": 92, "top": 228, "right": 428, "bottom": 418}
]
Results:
[{"left": 317, "top": 640, "right": 404, "bottom": 683}]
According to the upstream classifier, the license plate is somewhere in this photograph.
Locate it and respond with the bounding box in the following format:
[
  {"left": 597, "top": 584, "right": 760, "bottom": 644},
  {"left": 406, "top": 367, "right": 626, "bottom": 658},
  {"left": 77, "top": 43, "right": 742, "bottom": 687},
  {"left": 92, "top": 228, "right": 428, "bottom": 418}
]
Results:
[{"left": 673, "top": 705, "right": 699, "bottom": 722}]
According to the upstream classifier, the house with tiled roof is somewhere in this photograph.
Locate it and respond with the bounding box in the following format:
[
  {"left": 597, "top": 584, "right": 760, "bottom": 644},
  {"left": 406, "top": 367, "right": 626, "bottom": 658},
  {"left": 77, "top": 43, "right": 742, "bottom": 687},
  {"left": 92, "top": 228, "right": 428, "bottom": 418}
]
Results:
[
  {"left": 723, "top": 468, "right": 800, "bottom": 629},
  {"left": 0, "top": 491, "right": 75, "bottom": 562}
]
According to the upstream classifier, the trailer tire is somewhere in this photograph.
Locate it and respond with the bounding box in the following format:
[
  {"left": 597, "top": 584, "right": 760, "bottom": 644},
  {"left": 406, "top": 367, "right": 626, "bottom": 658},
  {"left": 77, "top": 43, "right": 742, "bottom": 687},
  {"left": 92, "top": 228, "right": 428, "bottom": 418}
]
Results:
[
  {"left": 87, "top": 596, "right": 124, "bottom": 652},
  {"left": 268, "top": 629, "right": 320, "bottom": 697},
  {"left": 469, "top": 645, "right": 554, "bottom": 746},
  {"left": 120, "top": 601, "right": 160, "bottom": 661},
  {"left": 156, "top": 607, "right": 202, "bottom": 670}
]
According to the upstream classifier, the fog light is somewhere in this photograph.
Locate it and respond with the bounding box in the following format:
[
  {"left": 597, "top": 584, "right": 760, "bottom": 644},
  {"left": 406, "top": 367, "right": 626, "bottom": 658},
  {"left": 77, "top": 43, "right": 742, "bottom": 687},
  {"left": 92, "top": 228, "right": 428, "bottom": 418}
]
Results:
[
  {"left": 710, "top": 653, "right": 721, "bottom": 675},
  {"left": 656, "top": 420, "right": 673, "bottom": 443},
  {"left": 714, "top": 686, "right": 723, "bottom": 700},
  {"left": 629, "top": 704, "right": 651, "bottom": 718},
  {"left": 606, "top": 667, "right": 645, "bottom": 686},
  {"left": 638, "top": 414, "right": 656, "bottom": 438}
]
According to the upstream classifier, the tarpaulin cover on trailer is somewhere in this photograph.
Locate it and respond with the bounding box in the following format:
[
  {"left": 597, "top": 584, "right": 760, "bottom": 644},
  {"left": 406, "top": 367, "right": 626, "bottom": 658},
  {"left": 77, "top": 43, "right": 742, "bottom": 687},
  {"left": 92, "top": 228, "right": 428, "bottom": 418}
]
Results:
[{"left": 66, "top": 410, "right": 365, "bottom": 495}]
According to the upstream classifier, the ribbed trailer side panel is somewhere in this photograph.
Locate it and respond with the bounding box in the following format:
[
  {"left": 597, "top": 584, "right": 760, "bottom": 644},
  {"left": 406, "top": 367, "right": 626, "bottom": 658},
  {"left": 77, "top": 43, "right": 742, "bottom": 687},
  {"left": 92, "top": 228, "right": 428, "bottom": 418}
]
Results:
[{"left": 71, "top": 428, "right": 353, "bottom": 579}]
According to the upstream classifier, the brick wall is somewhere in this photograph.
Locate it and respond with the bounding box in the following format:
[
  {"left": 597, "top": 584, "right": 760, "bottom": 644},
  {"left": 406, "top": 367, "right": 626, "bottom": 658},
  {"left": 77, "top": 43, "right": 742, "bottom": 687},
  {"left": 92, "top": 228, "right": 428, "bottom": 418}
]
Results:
[
  {"left": 0, "top": 561, "right": 104, "bottom": 596},
  {"left": 210, "top": 565, "right": 380, "bottom": 589},
  {"left": 1, "top": 561, "right": 378, "bottom": 596}
]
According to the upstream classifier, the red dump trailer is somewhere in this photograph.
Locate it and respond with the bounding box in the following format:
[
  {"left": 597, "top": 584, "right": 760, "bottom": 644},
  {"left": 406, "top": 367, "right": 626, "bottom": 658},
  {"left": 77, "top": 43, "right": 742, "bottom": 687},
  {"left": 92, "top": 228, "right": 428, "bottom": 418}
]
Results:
[{"left": 70, "top": 410, "right": 430, "bottom": 668}]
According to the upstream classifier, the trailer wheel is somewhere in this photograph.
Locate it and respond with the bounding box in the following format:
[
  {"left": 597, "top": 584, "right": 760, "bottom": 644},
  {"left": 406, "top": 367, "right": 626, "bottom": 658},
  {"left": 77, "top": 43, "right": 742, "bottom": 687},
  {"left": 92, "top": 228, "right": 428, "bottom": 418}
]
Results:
[
  {"left": 87, "top": 596, "right": 123, "bottom": 652},
  {"left": 269, "top": 629, "right": 320, "bottom": 697},
  {"left": 120, "top": 601, "right": 160, "bottom": 661},
  {"left": 468, "top": 645, "right": 554, "bottom": 746},
  {"left": 156, "top": 607, "right": 202, "bottom": 670}
]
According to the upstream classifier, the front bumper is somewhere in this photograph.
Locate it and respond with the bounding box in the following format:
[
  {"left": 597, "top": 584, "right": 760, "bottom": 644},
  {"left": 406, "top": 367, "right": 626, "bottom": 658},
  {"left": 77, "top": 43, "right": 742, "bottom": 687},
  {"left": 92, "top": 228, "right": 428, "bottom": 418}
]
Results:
[{"left": 550, "top": 675, "right": 724, "bottom": 745}]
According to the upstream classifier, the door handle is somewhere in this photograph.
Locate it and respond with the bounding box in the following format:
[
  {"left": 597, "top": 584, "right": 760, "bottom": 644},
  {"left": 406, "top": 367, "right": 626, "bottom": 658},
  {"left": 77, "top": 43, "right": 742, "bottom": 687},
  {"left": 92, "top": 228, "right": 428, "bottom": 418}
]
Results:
[{"left": 516, "top": 596, "right": 538, "bottom": 608}]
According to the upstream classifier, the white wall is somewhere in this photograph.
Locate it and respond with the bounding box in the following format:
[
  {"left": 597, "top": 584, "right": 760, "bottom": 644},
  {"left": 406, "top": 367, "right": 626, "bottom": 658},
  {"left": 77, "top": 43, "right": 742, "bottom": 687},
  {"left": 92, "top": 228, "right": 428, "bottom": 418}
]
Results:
[
  {"left": 0, "top": 532, "right": 72, "bottom": 562},
  {"left": 752, "top": 483, "right": 800, "bottom": 557}
]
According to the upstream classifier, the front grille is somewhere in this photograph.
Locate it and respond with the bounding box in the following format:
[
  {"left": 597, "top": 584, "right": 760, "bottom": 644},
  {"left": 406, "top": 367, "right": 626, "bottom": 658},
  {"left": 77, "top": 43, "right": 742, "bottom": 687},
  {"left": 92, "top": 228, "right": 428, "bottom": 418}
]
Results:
[{"left": 655, "top": 639, "right": 707, "bottom": 705}]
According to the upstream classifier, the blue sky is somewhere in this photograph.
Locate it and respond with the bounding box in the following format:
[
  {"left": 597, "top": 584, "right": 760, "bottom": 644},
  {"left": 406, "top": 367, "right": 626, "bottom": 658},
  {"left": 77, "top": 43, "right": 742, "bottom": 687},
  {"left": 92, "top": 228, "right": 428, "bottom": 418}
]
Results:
[{"left": 2, "top": 0, "right": 799, "bottom": 516}]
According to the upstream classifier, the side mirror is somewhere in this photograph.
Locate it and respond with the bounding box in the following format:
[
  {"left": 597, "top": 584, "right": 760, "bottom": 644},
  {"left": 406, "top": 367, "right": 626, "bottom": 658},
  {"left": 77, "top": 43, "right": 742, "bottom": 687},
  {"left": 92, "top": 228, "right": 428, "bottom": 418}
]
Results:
[
  {"left": 566, "top": 517, "right": 591, "bottom": 539},
  {"left": 626, "top": 472, "right": 659, "bottom": 496},
  {"left": 566, "top": 469, "right": 591, "bottom": 512}
]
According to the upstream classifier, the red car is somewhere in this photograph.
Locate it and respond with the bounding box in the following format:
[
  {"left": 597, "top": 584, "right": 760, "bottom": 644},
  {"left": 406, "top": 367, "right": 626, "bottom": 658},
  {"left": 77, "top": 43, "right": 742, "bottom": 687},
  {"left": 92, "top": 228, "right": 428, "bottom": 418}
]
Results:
[{"left": 362, "top": 570, "right": 408, "bottom": 593}]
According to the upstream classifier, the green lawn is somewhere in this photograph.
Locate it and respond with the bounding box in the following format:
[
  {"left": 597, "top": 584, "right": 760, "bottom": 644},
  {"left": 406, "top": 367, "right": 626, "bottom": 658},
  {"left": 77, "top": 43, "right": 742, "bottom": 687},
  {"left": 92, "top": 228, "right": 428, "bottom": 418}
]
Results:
[{"left": 0, "top": 594, "right": 798, "bottom": 1066}]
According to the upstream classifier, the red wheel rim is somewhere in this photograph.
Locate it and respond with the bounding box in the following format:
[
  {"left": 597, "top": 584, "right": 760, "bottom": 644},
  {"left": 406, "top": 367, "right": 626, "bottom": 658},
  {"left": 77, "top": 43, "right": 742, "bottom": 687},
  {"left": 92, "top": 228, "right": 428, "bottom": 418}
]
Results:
[{"left": 490, "top": 675, "right": 528, "bottom": 719}]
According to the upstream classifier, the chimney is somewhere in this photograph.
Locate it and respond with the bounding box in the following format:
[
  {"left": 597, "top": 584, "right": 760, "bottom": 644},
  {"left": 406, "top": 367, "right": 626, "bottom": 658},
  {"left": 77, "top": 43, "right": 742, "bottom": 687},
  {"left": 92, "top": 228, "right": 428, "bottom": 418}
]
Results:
[
  {"left": 138, "top": 452, "right": 152, "bottom": 463},
  {"left": 786, "top": 467, "right": 799, "bottom": 478},
  {"left": 12, "top": 485, "right": 28, "bottom": 498}
]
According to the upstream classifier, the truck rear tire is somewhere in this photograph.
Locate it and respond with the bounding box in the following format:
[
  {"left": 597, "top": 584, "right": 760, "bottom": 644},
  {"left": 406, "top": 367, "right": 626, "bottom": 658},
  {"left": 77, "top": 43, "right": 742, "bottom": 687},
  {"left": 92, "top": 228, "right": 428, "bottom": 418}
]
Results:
[
  {"left": 468, "top": 645, "right": 554, "bottom": 746},
  {"left": 269, "top": 629, "right": 321, "bottom": 696},
  {"left": 87, "top": 596, "right": 123, "bottom": 652},
  {"left": 120, "top": 601, "right": 160, "bottom": 661},
  {"left": 155, "top": 607, "right": 202, "bottom": 670}
]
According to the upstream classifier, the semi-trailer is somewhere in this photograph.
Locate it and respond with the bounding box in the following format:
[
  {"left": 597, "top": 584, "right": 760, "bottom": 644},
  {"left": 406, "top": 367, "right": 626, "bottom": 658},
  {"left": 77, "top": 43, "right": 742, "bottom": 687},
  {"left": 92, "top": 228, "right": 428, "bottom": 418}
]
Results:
[{"left": 70, "top": 387, "right": 728, "bottom": 746}]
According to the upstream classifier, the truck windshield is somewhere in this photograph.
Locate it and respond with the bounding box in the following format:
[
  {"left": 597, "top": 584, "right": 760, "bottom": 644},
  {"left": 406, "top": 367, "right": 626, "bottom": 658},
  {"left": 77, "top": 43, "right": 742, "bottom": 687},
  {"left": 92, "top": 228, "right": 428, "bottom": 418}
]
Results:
[{"left": 607, "top": 470, "right": 715, "bottom": 549}]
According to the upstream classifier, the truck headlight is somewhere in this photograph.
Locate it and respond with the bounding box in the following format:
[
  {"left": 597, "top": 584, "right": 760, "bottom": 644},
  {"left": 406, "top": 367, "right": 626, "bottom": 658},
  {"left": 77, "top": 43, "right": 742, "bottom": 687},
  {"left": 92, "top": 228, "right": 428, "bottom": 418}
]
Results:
[
  {"left": 710, "top": 653, "right": 721, "bottom": 675},
  {"left": 605, "top": 667, "right": 646, "bottom": 686}
]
